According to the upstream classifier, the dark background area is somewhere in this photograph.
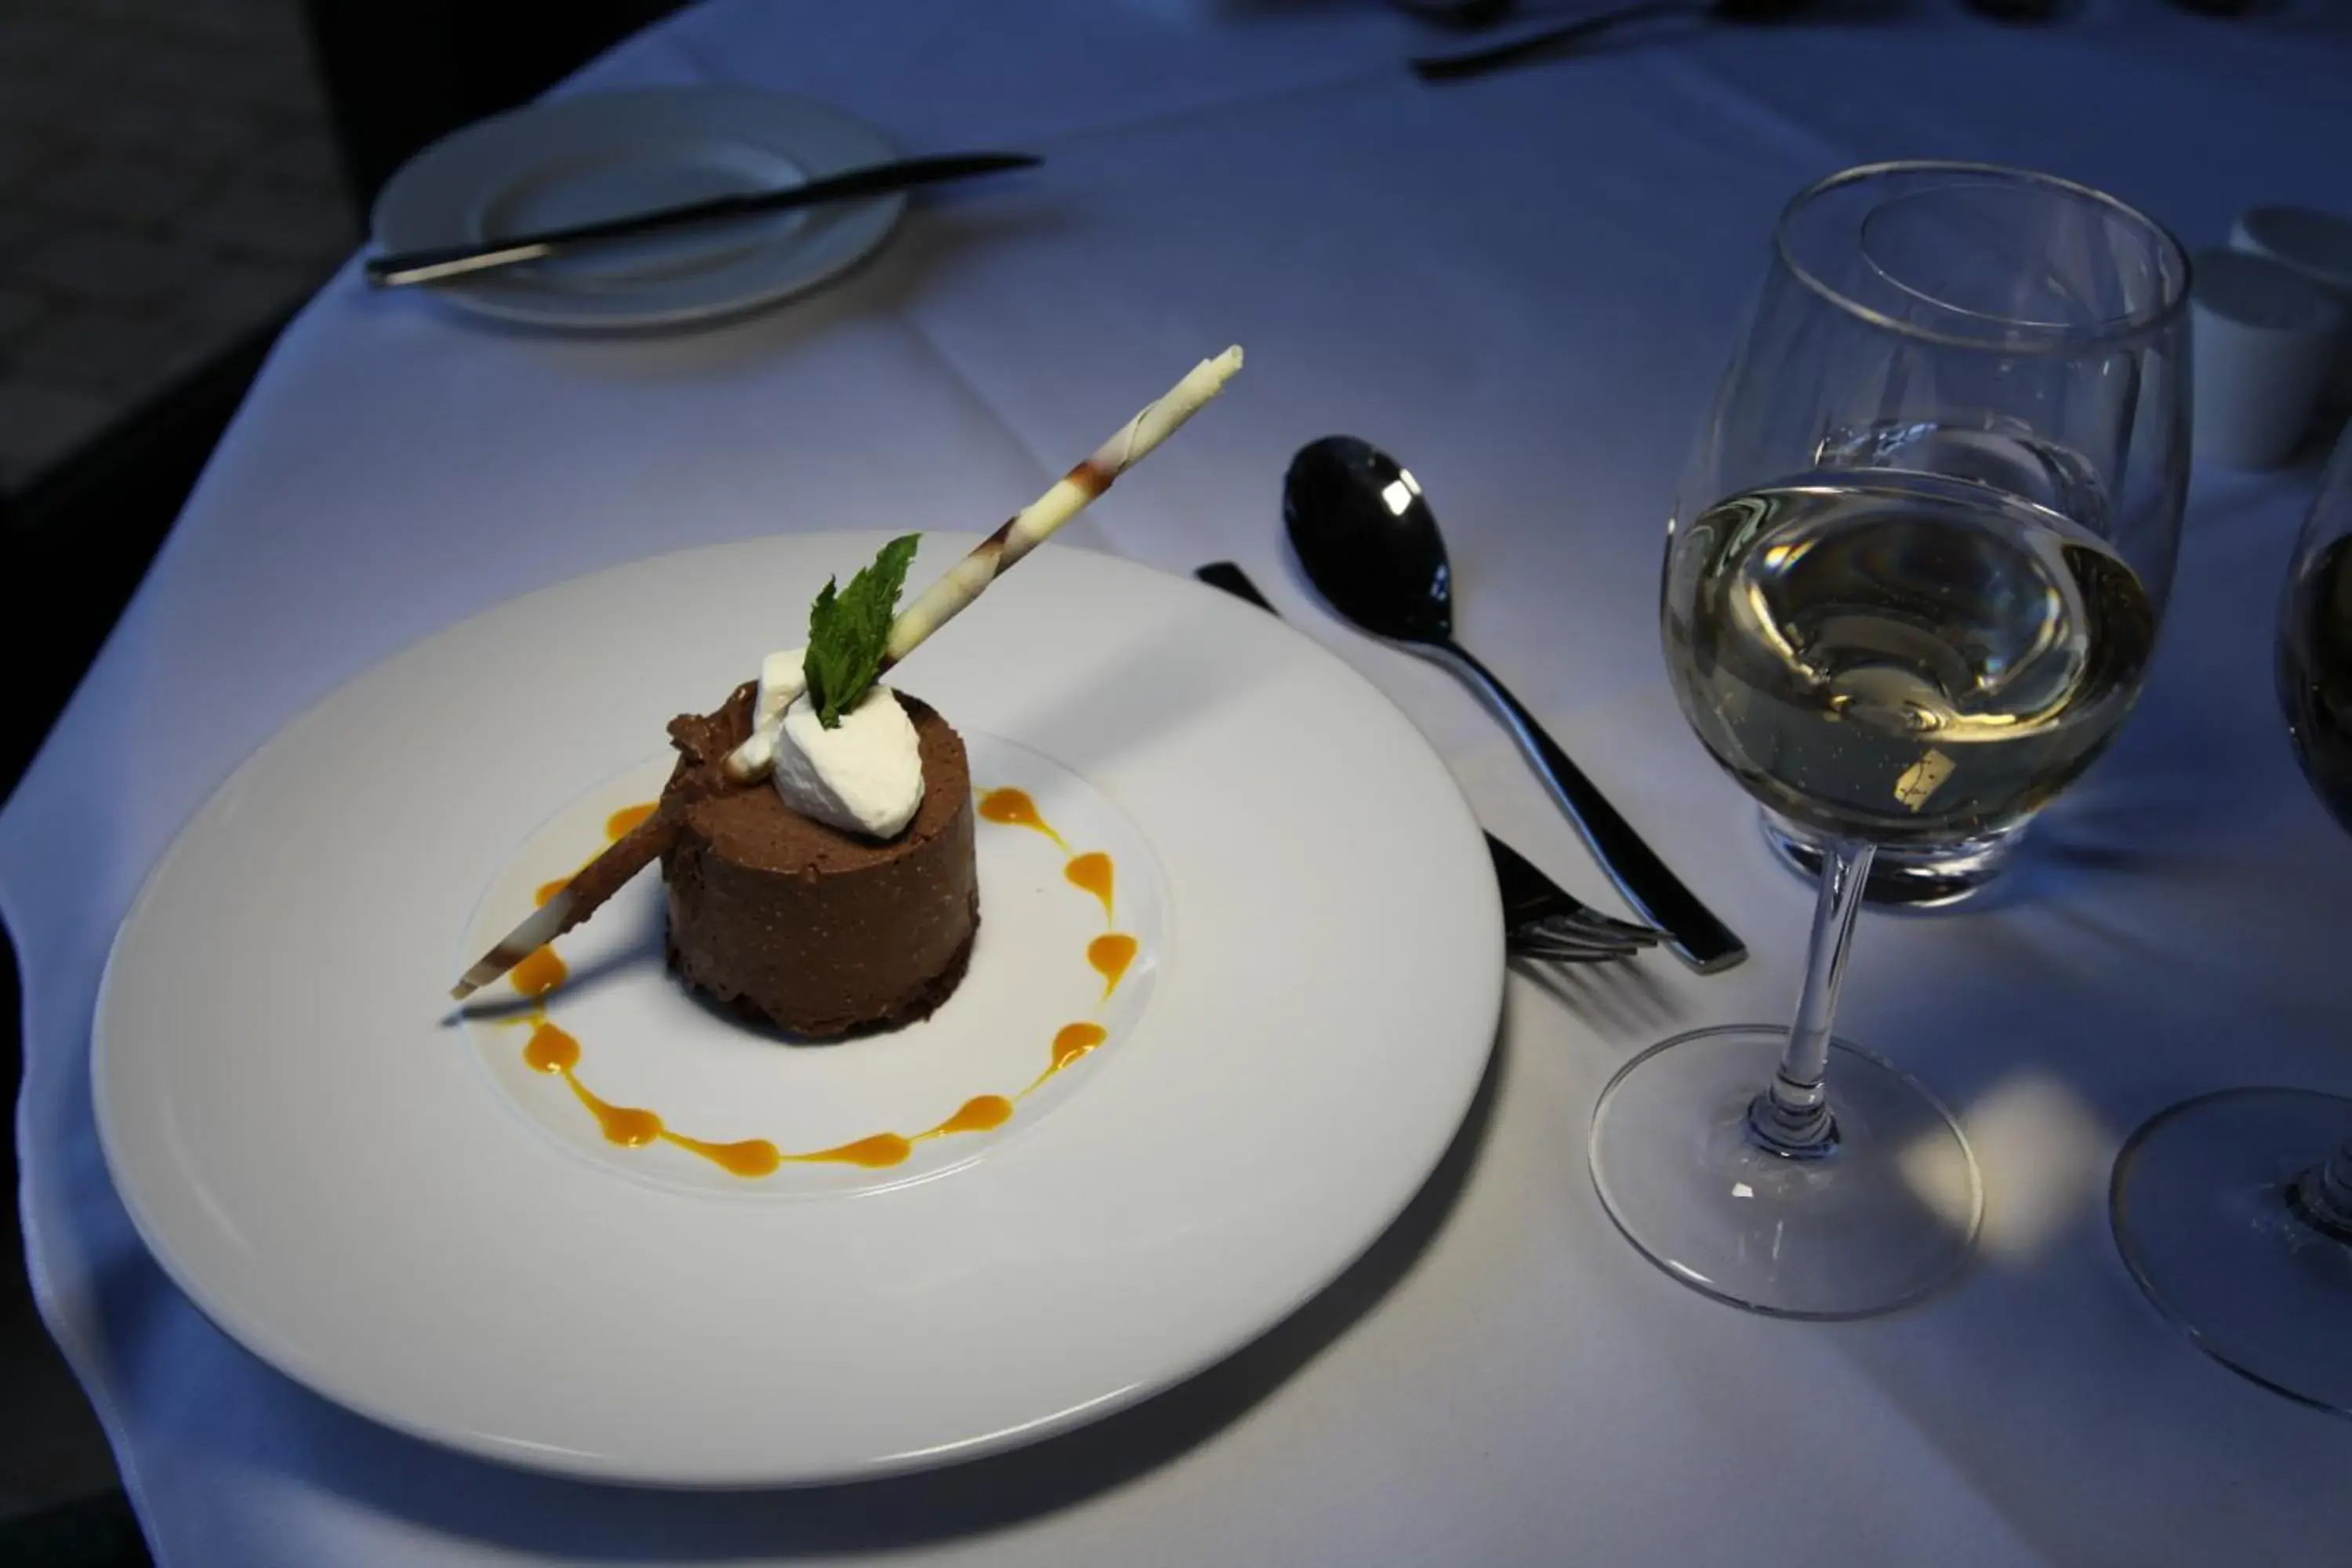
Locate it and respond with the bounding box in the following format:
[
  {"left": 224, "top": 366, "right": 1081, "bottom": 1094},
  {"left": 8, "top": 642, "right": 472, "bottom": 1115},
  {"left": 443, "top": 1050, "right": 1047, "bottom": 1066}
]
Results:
[
  {"left": 0, "top": 0, "right": 686, "bottom": 795},
  {"left": 0, "top": 1, "right": 680, "bottom": 1555}
]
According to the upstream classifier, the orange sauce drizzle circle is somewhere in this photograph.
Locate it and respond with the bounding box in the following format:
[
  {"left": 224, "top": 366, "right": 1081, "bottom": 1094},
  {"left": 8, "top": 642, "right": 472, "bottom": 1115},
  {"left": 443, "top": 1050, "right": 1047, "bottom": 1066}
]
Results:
[
  {"left": 523, "top": 1022, "right": 1023, "bottom": 1174},
  {"left": 506, "top": 789, "right": 1134, "bottom": 1177}
]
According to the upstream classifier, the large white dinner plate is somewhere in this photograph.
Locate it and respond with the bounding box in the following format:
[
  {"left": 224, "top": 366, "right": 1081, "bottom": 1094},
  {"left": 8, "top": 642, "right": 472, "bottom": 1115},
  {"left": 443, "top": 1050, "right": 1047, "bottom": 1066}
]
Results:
[
  {"left": 94, "top": 534, "right": 1502, "bottom": 1486},
  {"left": 371, "top": 89, "right": 904, "bottom": 330}
]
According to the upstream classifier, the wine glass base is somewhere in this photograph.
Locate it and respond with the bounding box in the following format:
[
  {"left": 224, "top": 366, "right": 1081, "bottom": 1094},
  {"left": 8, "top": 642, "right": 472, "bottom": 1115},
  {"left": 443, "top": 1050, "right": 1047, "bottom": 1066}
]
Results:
[
  {"left": 1760, "top": 809, "right": 2024, "bottom": 909},
  {"left": 1589, "top": 1025, "right": 1982, "bottom": 1319},
  {"left": 2111, "top": 1088, "right": 2352, "bottom": 1415}
]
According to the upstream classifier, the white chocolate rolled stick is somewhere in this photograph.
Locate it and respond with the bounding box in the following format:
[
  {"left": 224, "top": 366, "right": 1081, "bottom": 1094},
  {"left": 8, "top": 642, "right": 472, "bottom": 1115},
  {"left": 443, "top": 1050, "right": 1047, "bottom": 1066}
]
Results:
[
  {"left": 450, "top": 891, "right": 575, "bottom": 1000},
  {"left": 448, "top": 793, "right": 684, "bottom": 1000},
  {"left": 882, "top": 346, "right": 1243, "bottom": 666},
  {"left": 724, "top": 345, "right": 1244, "bottom": 782}
]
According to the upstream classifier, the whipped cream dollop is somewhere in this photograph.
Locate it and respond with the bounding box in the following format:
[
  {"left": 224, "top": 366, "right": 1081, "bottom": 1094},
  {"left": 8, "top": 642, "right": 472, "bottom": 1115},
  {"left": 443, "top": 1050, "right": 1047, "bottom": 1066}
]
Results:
[{"left": 728, "top": 647, "right": 924, "bottom": 839}]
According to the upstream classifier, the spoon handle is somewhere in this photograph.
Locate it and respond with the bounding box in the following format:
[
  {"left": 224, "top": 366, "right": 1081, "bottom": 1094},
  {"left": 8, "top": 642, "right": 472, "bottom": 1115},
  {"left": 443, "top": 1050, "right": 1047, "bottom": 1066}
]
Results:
[{"left": 1431, "top": 639, "right": 1747, "bottom": 973}]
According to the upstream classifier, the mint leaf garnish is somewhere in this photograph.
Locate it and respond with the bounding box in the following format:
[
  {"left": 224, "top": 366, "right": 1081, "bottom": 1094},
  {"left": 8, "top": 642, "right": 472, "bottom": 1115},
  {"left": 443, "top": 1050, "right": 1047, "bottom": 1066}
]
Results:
[{"left": 803, "top": 535, "right": 920, "bottom": 728}]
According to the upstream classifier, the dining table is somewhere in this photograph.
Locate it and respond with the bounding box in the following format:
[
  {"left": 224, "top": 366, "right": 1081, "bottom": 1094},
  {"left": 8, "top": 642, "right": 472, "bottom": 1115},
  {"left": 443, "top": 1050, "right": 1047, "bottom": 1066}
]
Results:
[{"left": 7, "top": 0, "right": 2352, "bottom": 1561}]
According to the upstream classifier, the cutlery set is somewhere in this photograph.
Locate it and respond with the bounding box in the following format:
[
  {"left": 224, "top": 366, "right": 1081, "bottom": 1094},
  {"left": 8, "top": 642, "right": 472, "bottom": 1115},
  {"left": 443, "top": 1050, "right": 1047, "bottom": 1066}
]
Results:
[
  {"left": 1198, "top": 468, "right": 1742, "bottom": 978},
  {"left": 1279, "top": 438, "right": 1742, "bottom": 973}
]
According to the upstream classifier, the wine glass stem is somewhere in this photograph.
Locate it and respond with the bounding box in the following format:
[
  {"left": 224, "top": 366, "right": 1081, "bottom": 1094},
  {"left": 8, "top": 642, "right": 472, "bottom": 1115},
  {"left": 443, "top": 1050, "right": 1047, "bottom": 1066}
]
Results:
[
  {"left": 1747, "top": 837, "right": 1876, "bottom": 1158},
  {"left": 2295, "top": 1137, "right": 2352, "bottom": 1242}
]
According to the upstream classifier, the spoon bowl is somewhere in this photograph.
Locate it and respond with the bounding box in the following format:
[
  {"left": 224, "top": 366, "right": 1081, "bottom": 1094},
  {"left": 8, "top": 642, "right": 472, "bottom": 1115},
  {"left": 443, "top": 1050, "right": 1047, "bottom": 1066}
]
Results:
[{"left": 1282, "top": 437, "right": 1454, "bottom": 644}]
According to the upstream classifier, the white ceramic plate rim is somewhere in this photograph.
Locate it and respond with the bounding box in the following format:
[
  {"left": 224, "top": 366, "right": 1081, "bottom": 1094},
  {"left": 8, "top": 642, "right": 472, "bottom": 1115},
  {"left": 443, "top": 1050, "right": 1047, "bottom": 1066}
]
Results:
[{"left": 93, "top": 535, "right": 1503, "bottom": 1486}]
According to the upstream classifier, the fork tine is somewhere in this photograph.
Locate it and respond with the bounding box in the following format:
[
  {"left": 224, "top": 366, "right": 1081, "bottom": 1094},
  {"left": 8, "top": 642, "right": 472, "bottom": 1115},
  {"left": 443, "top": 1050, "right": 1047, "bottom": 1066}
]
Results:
[
  {"left": 1509, "top": 920, "right": 1646, "bottom": 961},
  {"left": 1558, "top": 908, "right": 1661, "bottom": 943},
  {"left": 1534, "top": 910, "right": 1660, "bottom": 947},
  {"left": 1511, "top": 932, "right": 1639, "bottom": 963}
]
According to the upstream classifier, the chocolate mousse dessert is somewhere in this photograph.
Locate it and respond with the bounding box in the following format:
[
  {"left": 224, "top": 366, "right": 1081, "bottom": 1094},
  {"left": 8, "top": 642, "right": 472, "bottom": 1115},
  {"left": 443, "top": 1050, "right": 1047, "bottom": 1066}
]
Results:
[
  {"left": 446, "top": 347, "right": 1244, "bottom": 1025},
  {"left": 661, "top": 681, "right": 978, "bottom": 1036}
]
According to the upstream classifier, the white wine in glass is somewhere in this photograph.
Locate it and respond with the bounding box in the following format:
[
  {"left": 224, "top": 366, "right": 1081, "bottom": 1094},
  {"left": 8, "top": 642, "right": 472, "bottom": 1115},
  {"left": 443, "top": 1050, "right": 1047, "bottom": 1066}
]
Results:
[
  {"left": 1668, "top": 474, "right": 2158, "bottom": 850},
  {"left": 1749, "top": 424, "right": 2137, "bottom": 905}
]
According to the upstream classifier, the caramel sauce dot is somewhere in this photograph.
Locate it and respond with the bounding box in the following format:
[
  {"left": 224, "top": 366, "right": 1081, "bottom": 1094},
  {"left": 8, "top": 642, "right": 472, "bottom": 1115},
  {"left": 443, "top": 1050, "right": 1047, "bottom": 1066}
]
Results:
[
  {"left": 1053, "top": 1022, "right": 1106, "bottom": 1072},
  {"left": 795, "top": 1132, "right": 915, "bottom": 1168},
  {"left": 509, "top": 945, "right": 568, "bottom": 998},
  {"left": 523, "top": 1021, "right": 581, "bottom": 1073},
  {"left": 566, "top": 1075, "right": 662, "bottom": 1147},
  {"left": 1065, "top": 852, "right": 1114, "bottom": 919},
  {"left": 978, "top": 787, "right": 1069, "bottom": 848},
  {"left": 1088, "top": 934, "right": 1138, "bottom": 996},
  {"left": 663, "top": 1133, "right": 784, "bottom": 1178},
  {"left": 929, "top": 1094, "right": 1014, "bottom": 1137}
]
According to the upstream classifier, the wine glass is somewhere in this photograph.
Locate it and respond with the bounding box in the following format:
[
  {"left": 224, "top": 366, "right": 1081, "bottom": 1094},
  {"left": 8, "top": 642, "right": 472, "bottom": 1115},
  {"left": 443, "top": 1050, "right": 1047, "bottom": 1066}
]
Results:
[
  {"left": 2109, "top": 421, "right": 2352, "bottom": 1412},
  {"left": 1592, "top": 162, "right": 2192, "bottom": 1318}
]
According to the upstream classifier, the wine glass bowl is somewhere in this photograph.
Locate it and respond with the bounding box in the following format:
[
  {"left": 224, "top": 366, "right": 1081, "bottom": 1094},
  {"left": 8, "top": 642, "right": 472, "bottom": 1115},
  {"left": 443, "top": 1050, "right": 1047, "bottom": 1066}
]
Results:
[
  {"left": 1737, "top": 164, "right": 2195, "bottom": 908},
  {"left": 1593, "top": 162, "right": 2191, "bottom": 1319}
]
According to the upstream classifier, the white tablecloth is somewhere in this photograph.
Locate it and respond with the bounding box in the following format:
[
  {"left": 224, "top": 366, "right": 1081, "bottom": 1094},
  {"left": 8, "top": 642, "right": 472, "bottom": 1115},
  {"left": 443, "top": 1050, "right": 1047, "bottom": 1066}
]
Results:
[{"left": 9, "top": 2, "right": 2352, "bottom": 1562}]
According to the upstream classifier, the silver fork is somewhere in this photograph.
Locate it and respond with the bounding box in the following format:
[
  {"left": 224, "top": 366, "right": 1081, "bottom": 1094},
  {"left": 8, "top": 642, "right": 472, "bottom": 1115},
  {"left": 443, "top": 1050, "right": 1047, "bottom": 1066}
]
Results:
[
  {"left": 1486, "top": 830, "right": 1660, "bottom": 963},
  {"left": 1195, "top": 562, "right": 1658, "bottom": 965}
]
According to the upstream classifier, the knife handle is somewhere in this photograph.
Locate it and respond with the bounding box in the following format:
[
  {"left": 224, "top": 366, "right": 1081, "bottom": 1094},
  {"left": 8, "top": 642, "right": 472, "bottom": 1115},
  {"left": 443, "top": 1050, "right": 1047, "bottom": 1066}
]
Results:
[{"left": 1425, "top": 639, "right": 1744, "bottom": 972}]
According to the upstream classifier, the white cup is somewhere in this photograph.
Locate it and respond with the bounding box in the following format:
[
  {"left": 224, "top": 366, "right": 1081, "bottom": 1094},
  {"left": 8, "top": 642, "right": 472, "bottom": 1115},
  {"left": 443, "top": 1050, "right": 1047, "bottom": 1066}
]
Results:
[
  {"left": 2230, "top": 205, "right": 2352, "bottom": 410},
  {"left": 2190, "top": 246, "right": 2347, "bottom": 471}
]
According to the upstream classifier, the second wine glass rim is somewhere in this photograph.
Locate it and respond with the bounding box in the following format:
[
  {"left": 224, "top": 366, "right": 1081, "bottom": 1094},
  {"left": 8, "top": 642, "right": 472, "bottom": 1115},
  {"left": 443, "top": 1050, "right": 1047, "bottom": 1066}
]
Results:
[{"left": 1777, "top": 160, "right": 2194, "bottom": 351}]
